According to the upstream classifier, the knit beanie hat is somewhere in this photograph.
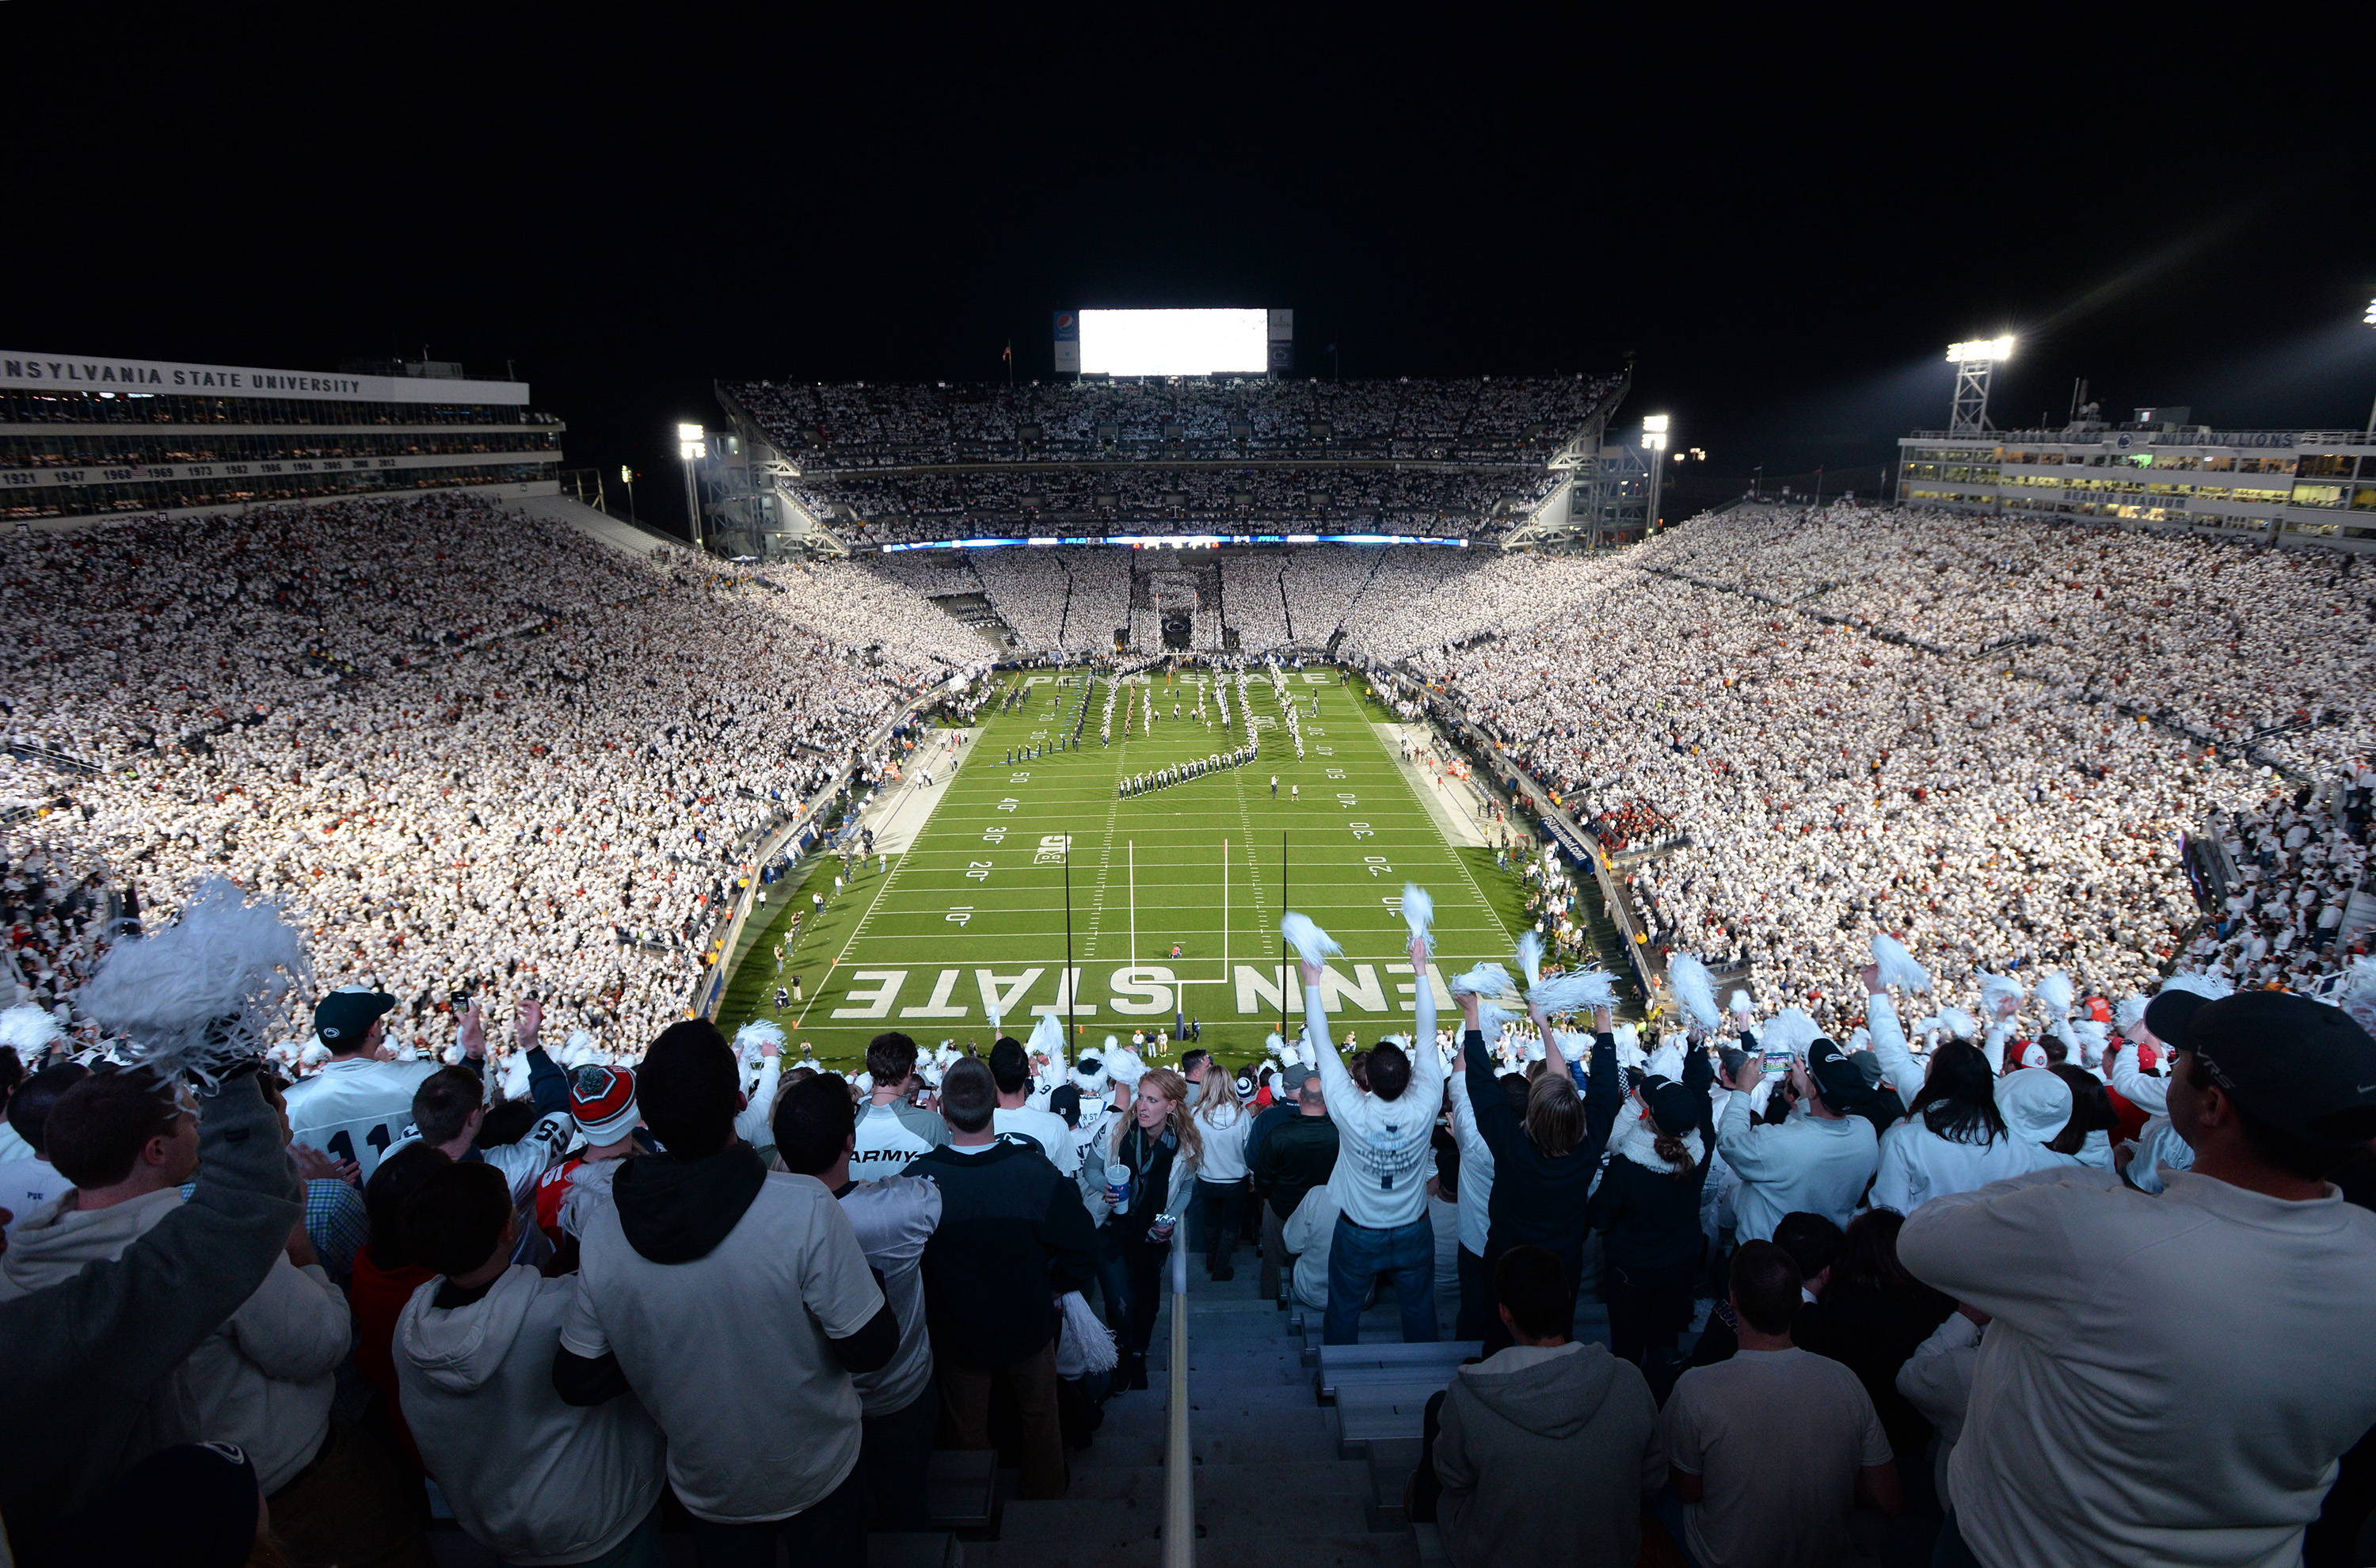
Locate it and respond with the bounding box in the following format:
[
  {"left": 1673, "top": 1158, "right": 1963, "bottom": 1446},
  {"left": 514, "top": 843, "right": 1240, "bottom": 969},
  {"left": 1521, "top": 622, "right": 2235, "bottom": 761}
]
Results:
[{"left": 569, "top": 1064, "right": 639, "bottom": 1144}]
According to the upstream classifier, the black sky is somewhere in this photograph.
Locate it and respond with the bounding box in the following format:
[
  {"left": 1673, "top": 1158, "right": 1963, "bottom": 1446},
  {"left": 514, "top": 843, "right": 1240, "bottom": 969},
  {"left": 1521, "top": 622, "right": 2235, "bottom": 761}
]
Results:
[{"left": 10, "top": 8, "right": 2373, "bottom": 534}]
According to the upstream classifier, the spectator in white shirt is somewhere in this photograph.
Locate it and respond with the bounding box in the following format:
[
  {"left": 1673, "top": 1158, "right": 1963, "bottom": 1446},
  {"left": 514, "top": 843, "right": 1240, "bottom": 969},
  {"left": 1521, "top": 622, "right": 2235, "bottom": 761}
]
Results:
[
  {"left": 554, "top": 1020, "right": 895, "bottom": 1568},
  {"left": 1303, "top": 934, "right": 1445, "bottom": 1345},
  {"left": 1868, "top": 1041, "right": 2030, "bottom": 1217},
  {"left": 1713, "top": 1042, "right": 1879, "bottom": 1242},
  {"left": 279, "top": 987, "right": 434, "bottom": 1183},
  {"left": 0, "top": 1063, "right": 86, "bottom": 1239},
  {"left": 988, "top": 1037, "right": 1079, "bottom": 1176},
  {"left": 773, "top": 1073, "right": 943, "bottom": 1531},
  {"left": 1190, "top": 1068, "right": 1255, "bottom": 1281},
  {"left": 1900, "top": 991, "right": 2376, "bottom": 1568},
  {"left": 1657, "top": 1239, "right": 1902, "bottom": 1568},
  {"left": 850, "top": 1033, "right": 951, "bottom": 1177}
]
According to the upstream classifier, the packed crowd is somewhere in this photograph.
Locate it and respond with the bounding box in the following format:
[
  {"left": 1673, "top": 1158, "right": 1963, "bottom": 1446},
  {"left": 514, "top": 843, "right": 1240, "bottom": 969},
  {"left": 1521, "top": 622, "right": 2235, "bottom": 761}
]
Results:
[
  {"left": 2, "top": 495, "right": 984, "bottom": 1059},
  {"left": 1586, "top": 797, "right": 1681, "bottom": 854},
  {"left": 5, "top": 882, "right": 2369, "bottom": 1568},
  {"left": 806, "top": 465, "right": 1540, "bottom": 550},
  {"left": 730, "top": 374, "right": 1618, "bottom": 468},
  {"left": 1416, "top": 504, "right": 2376, "bottom": 1004},
  {"left": 862, "top": 544, "right": 1489, "bottom": 659},
  {"left": 1642, "top": 504, "right": 2376, "bottom": 775}
]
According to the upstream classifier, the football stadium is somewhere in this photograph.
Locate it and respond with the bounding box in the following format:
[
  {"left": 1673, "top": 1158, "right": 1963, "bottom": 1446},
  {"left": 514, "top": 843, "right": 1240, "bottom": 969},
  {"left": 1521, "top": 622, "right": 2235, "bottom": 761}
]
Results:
[{"left": 9, "top": 163, "right": 2376, "bottom": 1568}]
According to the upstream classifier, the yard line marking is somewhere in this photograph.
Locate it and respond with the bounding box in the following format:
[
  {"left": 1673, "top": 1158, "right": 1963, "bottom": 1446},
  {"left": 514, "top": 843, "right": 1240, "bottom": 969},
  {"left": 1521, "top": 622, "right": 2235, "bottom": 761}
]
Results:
[{"left": 791, "top": 851, "right": 909, "bottom": 1030}]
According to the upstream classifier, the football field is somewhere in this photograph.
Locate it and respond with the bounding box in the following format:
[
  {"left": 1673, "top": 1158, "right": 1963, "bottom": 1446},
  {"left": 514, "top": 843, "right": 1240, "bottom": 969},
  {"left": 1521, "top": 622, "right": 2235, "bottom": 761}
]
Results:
[{"left": 721, "top": 665, "right": 1523, "bottom": 1070}]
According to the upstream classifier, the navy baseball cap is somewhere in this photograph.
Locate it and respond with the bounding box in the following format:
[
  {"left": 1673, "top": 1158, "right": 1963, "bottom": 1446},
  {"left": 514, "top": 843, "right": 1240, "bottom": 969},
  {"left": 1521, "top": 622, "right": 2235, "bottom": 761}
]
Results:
[
  {"left": 2184, "top": 991, "right": 2376, "bottom": 1153},
  {"left": 314, "top": 986, "right": 395, "bottom": 1049},
  {"left": 1808, "top": 1037, "right": 1874, "bottom": 1112}
]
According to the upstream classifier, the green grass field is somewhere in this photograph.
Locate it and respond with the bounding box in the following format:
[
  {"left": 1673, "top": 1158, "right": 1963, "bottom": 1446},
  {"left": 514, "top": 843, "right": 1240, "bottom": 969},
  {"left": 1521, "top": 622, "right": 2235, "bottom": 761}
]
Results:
[{"left": 718, "top": 664, "right": 1523, "bottom": 1069}]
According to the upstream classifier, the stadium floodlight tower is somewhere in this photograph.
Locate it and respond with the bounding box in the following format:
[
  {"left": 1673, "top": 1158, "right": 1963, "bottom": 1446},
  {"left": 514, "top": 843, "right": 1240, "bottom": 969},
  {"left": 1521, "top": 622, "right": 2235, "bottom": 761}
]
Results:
[
  {"left": 677, "top": 423, "right": 706, "bottom": 551},
  {"left": 1642, "top": 415, "right": 1670, "bottom": 529},
  {"left": 2364, "top": 297, "right": 2376, "bottom": 436},
  {"left": 1945, "top": 337, "right": 2015, "bottom": 434}
]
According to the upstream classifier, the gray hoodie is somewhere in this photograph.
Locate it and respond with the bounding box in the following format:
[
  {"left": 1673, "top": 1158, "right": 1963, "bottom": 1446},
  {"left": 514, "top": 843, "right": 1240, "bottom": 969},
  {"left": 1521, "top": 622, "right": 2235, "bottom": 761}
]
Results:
[
  {"left": 1, "top": 1182, "right": 347, "bottom": 1495},
  {"left": 395, "top": 1264, "right": 665, "bottom": 1566},
  {"left": 1433, "top": 1341, "right": 1664, "bottom": 1568},
  {"left": 0, "top": 1073, "right": 300, "bottom": 1557}
]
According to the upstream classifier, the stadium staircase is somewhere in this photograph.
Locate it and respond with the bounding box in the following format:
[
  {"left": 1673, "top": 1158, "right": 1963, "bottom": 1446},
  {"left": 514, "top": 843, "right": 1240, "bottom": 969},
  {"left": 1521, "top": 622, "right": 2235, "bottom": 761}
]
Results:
[{"left": 967, "top": 1263, "right": 1445, "bottom": 1568}]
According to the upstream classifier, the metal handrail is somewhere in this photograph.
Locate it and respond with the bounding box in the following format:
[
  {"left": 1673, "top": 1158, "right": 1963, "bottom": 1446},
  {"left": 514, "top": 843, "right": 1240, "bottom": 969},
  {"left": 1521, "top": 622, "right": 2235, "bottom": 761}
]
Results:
[{"left": 1162, "top": 1220, "right": 1194, "bottom": 1568}]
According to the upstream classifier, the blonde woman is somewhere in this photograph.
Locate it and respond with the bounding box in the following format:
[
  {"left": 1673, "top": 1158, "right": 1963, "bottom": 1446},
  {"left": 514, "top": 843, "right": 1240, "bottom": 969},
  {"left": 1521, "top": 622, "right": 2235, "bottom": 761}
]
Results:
[
  {"left": 1080, "top": 1067, "right": 1201, "bottom": 1390},
  {"left": 1191, "top": 1065, "right": 1255, "bottom": 1281}
]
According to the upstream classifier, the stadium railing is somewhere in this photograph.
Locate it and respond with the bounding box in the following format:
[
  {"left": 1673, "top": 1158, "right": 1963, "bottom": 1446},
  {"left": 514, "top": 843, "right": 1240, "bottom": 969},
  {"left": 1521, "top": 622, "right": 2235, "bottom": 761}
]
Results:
[{"left": 1163, "top": 1217, "right": 1194, "bottom": 1568}]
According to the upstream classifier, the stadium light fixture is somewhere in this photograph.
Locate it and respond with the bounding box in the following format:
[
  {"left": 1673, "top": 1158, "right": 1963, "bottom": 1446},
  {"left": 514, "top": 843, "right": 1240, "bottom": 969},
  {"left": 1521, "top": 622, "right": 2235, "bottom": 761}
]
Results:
[
  {"left": 2365, "top": 301, "right": 2376, "bottom": 435},
  {"left": 1946, "top": 337, "right": 2016, "bottom": 363},
  {"left": 1642, "top": 414, "right": 1670, "bottom": 452},
  {"left": 1947, "top": 337, "right": 2013, "bottom": 433},
  {"left": 676, "top": 424, "right": 706, "bottom": 550}
]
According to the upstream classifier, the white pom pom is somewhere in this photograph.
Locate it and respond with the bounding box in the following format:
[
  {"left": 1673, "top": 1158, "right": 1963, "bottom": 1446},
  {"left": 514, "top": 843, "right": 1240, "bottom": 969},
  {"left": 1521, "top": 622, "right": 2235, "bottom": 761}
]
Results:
[
  {"left": 1281, "top": 912, "right": 1342, "bottom": 968},
  {"left": 1760, "top": 1008, "right": 1818, "bottom": 1059},
  {"left": 1514, "top": 930, "right": 1545, "bottom": 991},
  {"left": 77, "top": 879, "right": 313, "bottom": 1085},
  {"left": 2113, "top": 994, "right": 2149, "bottom": 1030},
  {"left": 1871, "top": 934, "right": 1932, "bottom": 994},
  {"left": 1447, "top": 962, "right": 1517, "bottom": 999},
  {"left": 1978, "top": 974, "right": 2026, "bottom": 1015},
  {"left": 1644, "top": 1040, "right": 1685, "bottom": 1083},
  {"left": 1399, "top": 884, "right": 1434, "bottom": 942},
  {"left": 0, "top": 1003, "right": 64, "bottom": 1057},
  {"left": 2034, "top": 971, "right": 2075, "bottom": 1018},
  {"left": 733, "top": 1018, "right": 786, "bottom": 1065},
  {"left": 1529, "top": 967, "right": 1616, "bottom": 1017},
  {"left": 1060, "top": 1290, "right": 1118, "bottom": 1375},
  {"left": 1667, "top": 955, "right": 1721, "bottom": 1031},
  {"left": 1727, "top": 988, "right": 1753, "bottom": 1018}
]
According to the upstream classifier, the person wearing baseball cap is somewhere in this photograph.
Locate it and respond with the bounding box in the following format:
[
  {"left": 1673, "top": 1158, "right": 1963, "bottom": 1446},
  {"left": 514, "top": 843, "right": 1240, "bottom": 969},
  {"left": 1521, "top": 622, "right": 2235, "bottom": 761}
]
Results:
[
  {"left": 280, "top": 985, "right": 442, "bottom": 1182},
  {"left": 1900, "top": 991, "right": 2376, "bottom": 1568},
  {"left": 535, "top": 1064, "right": 645, "bottom": 1250}
]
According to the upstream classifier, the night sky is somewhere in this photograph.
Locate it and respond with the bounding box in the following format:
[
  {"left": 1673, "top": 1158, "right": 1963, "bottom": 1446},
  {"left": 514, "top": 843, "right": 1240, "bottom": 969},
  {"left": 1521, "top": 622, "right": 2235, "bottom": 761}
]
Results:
[{"left": 13, "top": 10, "right": 2372, "bottom": 534}]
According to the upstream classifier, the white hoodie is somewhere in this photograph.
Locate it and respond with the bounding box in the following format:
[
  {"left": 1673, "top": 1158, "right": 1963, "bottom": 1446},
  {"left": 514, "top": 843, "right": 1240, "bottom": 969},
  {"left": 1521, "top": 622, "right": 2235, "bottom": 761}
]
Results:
[
  {"left": 1191, "top": 1095, "right": 1253, "bottom": 1184},
  {"left": 396, "top": 1265, "right": 666, "bottom": 1566}
]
